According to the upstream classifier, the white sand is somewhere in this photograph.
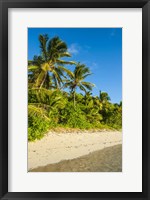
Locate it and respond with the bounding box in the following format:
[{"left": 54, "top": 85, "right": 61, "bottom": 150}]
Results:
[{"left": 28, "top": 131, "right": 122, "bottom": 170}]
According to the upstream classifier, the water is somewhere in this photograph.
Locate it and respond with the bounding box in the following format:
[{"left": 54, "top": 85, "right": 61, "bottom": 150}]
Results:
[{"left": 30, "top": 144, "right": 122, "bottom": 172}]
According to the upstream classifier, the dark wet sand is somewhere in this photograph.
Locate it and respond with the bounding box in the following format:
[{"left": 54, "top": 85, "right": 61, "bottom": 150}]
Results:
[{"left": 30, "top": 144, "right": 122, "bottom": 172}]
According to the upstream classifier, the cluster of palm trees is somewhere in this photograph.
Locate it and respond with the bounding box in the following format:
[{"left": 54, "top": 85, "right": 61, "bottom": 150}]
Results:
[
  {"left": 28, "top": 34, "right": 94, "bottom": 104},
  {"left": 28, "top": 34, "right": 122, "bottom": 141}
]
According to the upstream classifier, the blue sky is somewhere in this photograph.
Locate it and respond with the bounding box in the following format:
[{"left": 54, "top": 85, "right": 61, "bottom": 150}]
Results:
[{"left": 28, "top": 28, "right": 122, "bottom": 103}]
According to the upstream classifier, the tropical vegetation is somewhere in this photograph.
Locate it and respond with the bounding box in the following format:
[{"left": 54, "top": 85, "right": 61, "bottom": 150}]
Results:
[{"left": 28, "top": 34, "right": 122, "bottom": 141}]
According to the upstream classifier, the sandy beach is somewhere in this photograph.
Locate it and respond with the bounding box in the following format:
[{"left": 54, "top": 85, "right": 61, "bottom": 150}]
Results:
[
  {"left": 31, "top": 144, "right": 122, "bottom": 172},
  {"left": 28, "top": 130, "right": 122, "bottom": 171}
]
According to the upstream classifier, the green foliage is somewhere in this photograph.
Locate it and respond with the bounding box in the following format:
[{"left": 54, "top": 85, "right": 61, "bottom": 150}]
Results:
[
  {"left": 59, "top": 103, "right": 92, "bottom": 129},
  {"left": 28, "top": 34, "right": 122, "bottom": 141},
  {"left": 28, "top": 115, "right": 50, "bottom": 141},
  {"left": 105, "top": 104, "right": 122, "bottom": 130}
]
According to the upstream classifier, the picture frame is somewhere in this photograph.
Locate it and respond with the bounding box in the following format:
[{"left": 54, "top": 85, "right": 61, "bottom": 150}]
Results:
[{"left": 0, "top": 0, "right": 150, "bottom": 199}]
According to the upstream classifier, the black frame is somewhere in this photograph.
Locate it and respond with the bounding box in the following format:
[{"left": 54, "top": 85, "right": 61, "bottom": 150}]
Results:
[{"left": 0, "top": 0, "right": 150, "bottom": 199}]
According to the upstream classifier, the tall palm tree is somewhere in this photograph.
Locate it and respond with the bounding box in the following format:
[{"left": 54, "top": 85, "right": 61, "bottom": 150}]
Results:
[
  {"left": 28, "top": 34, "right": 76, "bottom": 89},
  {"left": 64, "top": 63, "right": 95, "bottom": 107}
]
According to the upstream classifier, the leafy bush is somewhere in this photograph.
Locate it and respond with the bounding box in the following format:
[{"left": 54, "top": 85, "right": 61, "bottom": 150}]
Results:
[
  {"left": 106, "top": 112, "right": 122, "bottom": 130},
  {"left": 28, "top": 115, "right": 50, "bottom": 141},
  {"left": 60, "top": 103, "right": 92, "bottom": 129}
]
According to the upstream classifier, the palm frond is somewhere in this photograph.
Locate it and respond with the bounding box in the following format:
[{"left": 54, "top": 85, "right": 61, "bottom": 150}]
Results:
[
  {"left": 32, "top": 55, "right": 44, "bottom": 66},
  {"left": 78, "top": 84, "right": 87, "bottom": 93},
  {"left": 82, "top": 73, "right": 92, "bottom": 79},
  {"left": 51, "top": 70, "right": 63, "bottom": 88},
  {"left": 28, "top": 65, "right": 39, "bottom": 71},
  {"left": 59, "top": 52, "right": 71, "bottom": 57},
  {"left": 81, "top": 81, "right": 95, "bottom": 91},
  {"left": 28, "top": 104, "right": 50, "bottom": 121},
  {"left": 39, "top": 34, "right": 49, "bottom": 61},
  {"left": 58, "top": 66, "right": 74, "bottom": 78},
  {"left": 56, "top": 60, "right": 76, "bottom": 65}
]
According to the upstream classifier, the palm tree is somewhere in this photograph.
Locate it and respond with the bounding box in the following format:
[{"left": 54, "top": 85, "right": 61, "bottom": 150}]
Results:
[
  {"left": 64, "top": 63, "right": 95, "bottom": 107},
  {"left": 99, "top": 91, "right": 111, "bottom": 103},
  {"left": 28, "top": 34, "right": 76, "bottom": 89}
]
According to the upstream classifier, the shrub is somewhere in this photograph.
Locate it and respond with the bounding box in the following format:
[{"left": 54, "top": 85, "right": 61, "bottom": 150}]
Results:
[
  {"left": 60, "top": 103, "right": 92, "bottom": 129},
  {"left": 28, "top": 115, "right": 50, "bottom": 141}
]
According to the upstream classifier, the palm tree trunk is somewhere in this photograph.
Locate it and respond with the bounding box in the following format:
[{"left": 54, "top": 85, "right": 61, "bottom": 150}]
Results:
[
  {"left": 40, "top": 76, "right": 46, "bottom": 89},
  {"left": 73, "top": 90, "right": 76, "bottom": 107},
  {"left": 35, "top": 73, "right": 46, "bottom": 93}
]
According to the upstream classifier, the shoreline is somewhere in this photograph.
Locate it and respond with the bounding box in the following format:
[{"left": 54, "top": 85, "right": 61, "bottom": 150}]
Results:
[
  {"left": 30, "top": 144, "right": 122, "bottom": 172},
  {"left": 28, "top": 131, "right": 122, "bottom": 170}
]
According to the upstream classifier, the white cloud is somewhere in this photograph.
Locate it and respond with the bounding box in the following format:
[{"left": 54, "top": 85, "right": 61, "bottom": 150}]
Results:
[
  {"left": 79, "top": 61, "right": 98, "bottom": 70},
  {"left": 68, "top": 43, "right": 80, "bottom": 55},
  {"left": 89, "top": 62, "right": 98, "bottom": 70}
]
